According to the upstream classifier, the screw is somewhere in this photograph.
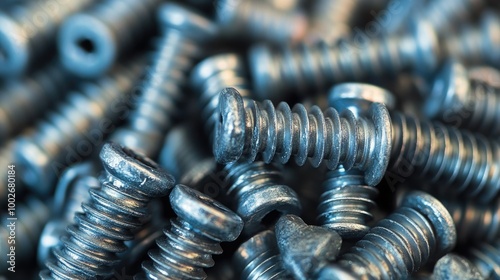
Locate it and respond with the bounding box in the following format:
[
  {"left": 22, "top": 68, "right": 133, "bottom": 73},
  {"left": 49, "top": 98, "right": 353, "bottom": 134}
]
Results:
[
  {"left": 41, "top": 142, "right": 175, "bottom": 279},
  {"left": 215, "top": 0, "right": 308, "bottom": 45},
  {"left": 138, "top": 184, "right": 243, "bottom": 279},
  {"left": 233, "top": 230, "right": 291, "bottom": 280},
  {"left": 275, "top": 214, "right": 342, "bottom": 280},
  {"left": 0, "top": 61, "right": 72, "bottom": 144},
  {"left": 466, "top": 241, "right": 500, "bottom": 280},
  {"left": 318, "top": 191, "right": 456, "bottom": 280},
  {"left": 58, "top": 0, "right": 161, "bottom": 78},
  {"left": 214, "top": 87, "right": 392, "bottom": 186},
  {"left": 111, "top": 3, "right": 217, "bottom": 158},
  {"left": 468, "top": 65, "right": 500, "bottom": 88},
  {"left": 424, "top": 60, "right": 500, "bottom": 136},
  {"left": 14, "top": 59, "right": 144, "bottom": 196},
  {"left": 0, "top": 0, "right": 95, "bottom": 76},
  {"left": 318, "top": 83, "right": 395, "bottom": 239},
  {"left": 191, "top": 53, "right": 253, "bottom": 141},
  {"left": 222, "top": 161, "right": 302, "bottom": 235},
  {"left": 432, "top": 253, "right": 484, "bottom": 280},
  {"left": 248, "top": 20, "right": 439, "bottom": 100}
]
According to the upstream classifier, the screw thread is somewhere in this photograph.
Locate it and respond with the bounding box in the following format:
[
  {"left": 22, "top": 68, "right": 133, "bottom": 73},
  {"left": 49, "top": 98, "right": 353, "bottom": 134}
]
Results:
[
  {"left": 389, "top": 112, "right": 500, "bottom": 203},
  {"left": 444, "top": 199, "right": 500, "bottom": 244},
  {"left": 317, "top": 167, "right": 378, "bottom": 239},
  {"left": 339, "top": 207, "right": 439, "bottom": 279},
  {"left": 307, "top": 0, "right": 360, "bottom": 42},
  {"left": 467, "top": 241, "right": 500, "bottom": 279},
  {"left": 444, "top": 27, "right": 484, "bottom": 66}
]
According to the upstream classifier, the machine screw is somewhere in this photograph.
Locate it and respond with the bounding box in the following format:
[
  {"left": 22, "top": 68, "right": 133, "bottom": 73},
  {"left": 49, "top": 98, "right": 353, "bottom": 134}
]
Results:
[
  {"left": 138, "top": 184, "right": 243, "bottom": 279},
  {"left": 111, "top": 3, "right": 217, "bottom": 158},
  {"left": 41, "top": 142, "right": 175, "bottom": 279},
  {"left": 15, "top": 60, "right": 144, "bottom": 196},
  {"left": 425, "top": 60, "right": 500, "bottom": 136},
  {"left": 275, "top": 214, "right": 342, "bottom": 280},
  {"left": 233, "top": 230, "right": 291, "bottom": 280},
  {"left": 318, "top": 191, "right": 456, "bottom": 280},
  {"left": 214, "top": 87, "right": 392, "bottom": 186},
  {"left": 58, "top": 0, "right": 161, "bottom": 77},
  {"left": 248, "top": 20, "right": 438, "bottom": 100},
  {"left": 432, "top": 253, "right": 484, "bottom": 280},
  {"left": 0, "top": 0, "right": 95, "bottom": 76},
  {"left": 466, "top": 241, "right": 500, "bottom": 280}
]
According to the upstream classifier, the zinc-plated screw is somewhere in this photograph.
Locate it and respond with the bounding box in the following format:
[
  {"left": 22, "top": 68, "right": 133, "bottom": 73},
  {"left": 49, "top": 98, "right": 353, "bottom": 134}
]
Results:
[
  {"left": 111, "top": 3, "right": 217, "bottom": 158},
  {"left": 214, "top": 87, "right": 392, "bottom": 186},
  {"left": 58, "top": 0, "right": 161, "bottom": 77},
  {"left": 138, "top": 184, "right": 243, "bottom": 279},
  {"left": 443, "top": 11, "right": 500, "bottom": 67},
  {"left": 222, "top": 161, "right": 302, "bottom": 235},
  {"left": 15, "top": 60, "right": 144, "bottom": 196},
  {"left": 248, "top": 20, "right": 438, "bottom": 100},
  {"left": 318, "top": 83, "right": 395, "bottom": 239},
  {"left": 191, "top": 53, "right": 253, "bottom": 141},
  {"left": 0, "top": 196, "right": 50, "bottom": 272},
  {"left": 317, "top": 191, "right": 457, "bottom": 280},
  {"left": 425, "top": 60, "right": 500, "bottom": 136},
  {"left": 233, "top": 230, "right": 291, "bottom": 280},
  {"left": 443, "top": 199, "right": 500, "bottom": 245},
  {"left": 41, "top": 142, "right": 175, "bottom": 279},
  {"left": 466, "top": 241, "right": 500, "bottom": 280},
  {"left": 215, "top": 0, "right": 308, "bottom": 45},
  {"left": 0, "top": 0, "right": 95, "bottom": 76},
  {"left": 432, "top": 253, "right": 485, "bottom": 280},
  {"left": 0, "top": 61, "right": 72, "bottom": 144}
]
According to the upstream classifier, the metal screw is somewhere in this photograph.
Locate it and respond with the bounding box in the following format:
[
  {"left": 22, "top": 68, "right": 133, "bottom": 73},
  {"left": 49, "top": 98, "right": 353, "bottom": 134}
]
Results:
[
  {"left": 58, "top": 0, "right": 161, "bottom": 78},
  {"left": 41, "top": 142, "right": 175, "bottom": 279},
  {"left": 432, "top": 253, "right": 485, "bottom": 280},
  {"left": 214, "top": 87, "right": 392, "bottom": 186},
  {"left": 466, "top": 241, "right": 500, "bottom": 280},
  {"left": 0, "top": 0, "right": 95, "bottom": 76},
  {"left": 111, "top": 3, "right": 217, "bottom": 158},
  {"left": 248, "top": 20, "right": 439, "bottom": 100},
  {"left": 138, "top": 184, "right": 243, "bottom": 279},
  {"left": 318, "top": 191, "right": 456, "bottom": 280},
  {"left": 233, "top": 230, "right": 291, "bottom": 280},
  {"left": 424, "top": 60, "right": 500, "bottom": 136},
  {"left": 14, "top": 60, "right": 144, "bottom": 196},
  {"left": 468, "top": 65, "right": 500, "bottom": 88}
]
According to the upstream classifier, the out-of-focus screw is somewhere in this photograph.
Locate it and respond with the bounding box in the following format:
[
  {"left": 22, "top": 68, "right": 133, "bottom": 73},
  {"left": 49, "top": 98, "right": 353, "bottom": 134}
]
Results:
[
  {"left": 138, "top": 184, "right": 243, "bottom": 279},
  {"left": 432, "top": 253, "right": 485, "bottom": 280},
  {"left": 58, "top": 0, "right": 161, "bottom": 77},
  {"left": 0, "top": 0, "right": 95, "bottom": 76},
  {"left": 424, "top": 60, "right": 500, "bottom": 136},
  {"left": 466, "top": 241, "right": 500, "bottom": 280},
  {"left": 275, "top": 214, "right": 342, "bottom": 280},
  {"left": 111, "top": 3, "right": 217, "bottom": 158},
  {"left": 216, "top": 0, "right": 308, "bottom": 45},
  {"left": 41, "top": 142, "right": 175, "bottom": 279},
  {"left": 214, "top": 87, "right": 392, "bottom": 186},
  {"left": 317, "top": 191, "right": 456, "bottom": 280},
  {"left": 15, "top": 60, "right": 144, "bottom": 196},
  {"left": 233, "top": 230, "right": 291, "bottom": 280},
  {"left": 248, "top": 20, "right": 438, "bottom": 100},
  {"left": 468, "top": 65, "right": 500, "bottom": 88}
]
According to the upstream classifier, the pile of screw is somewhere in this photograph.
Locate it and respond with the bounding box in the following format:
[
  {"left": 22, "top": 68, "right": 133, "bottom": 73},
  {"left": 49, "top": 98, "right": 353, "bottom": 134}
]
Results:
[{"left": 0, "top": 0, "right": 500, "bottom": 279}]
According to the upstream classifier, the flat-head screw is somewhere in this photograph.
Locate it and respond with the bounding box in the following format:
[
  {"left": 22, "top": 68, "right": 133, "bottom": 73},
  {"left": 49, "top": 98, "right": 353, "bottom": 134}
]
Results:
[
  {"left": 248, "top": 20, "right": 439, "bottom": 100},
  {"left": 214, "top": 87, "right": 391, "bottom": 186},
  {"left": 139, "top": 184, "right": 243, "bottom": 279},
  {"left": 0, "top": 0, "right": 95, "bottom": 76},
  {"left": 466, "top": 241, "right": 500, "bottom": 280},
  {"left": 425, "top": 60, "right": 500, "bottom": 136},
  {"left": 14, "top": 60, "right": 144, "bottom": 196},
  {"left": 323, "top": 191, "right": 456, "bottom": 280},
  {"left": 233, "top": 230, "right": 291, "bottom": 280},
  {"left": 58, "top": 0, "right": 161, "bottom": 77},
  {"left": 41, "top": 142, "right": 175, "bottom": 279},
  {"left": 111, "top": 3, "right": 217, "bottom": 158},
  {"left": 432, "top": 253, "right": 484, "bottom": 280}
]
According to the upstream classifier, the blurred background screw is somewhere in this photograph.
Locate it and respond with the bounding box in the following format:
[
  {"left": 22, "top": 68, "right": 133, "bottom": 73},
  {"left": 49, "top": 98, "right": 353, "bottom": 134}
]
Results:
[
  {"left": 466, "top": 241, "right": 500, "bottom": 280},
  {"left": 432, "top": 253, "right": 485, "bottom": 280}
]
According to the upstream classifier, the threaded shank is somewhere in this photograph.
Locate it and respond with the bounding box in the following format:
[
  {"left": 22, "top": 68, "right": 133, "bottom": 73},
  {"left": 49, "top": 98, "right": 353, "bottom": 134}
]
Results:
[
  {"left": 467, "top": 241, "right": 500, "bottom": 280},
  {"left": 307, "top": 0, "right": 360, "bottom": 42},
  {"left": 389, "top": 112, "right": 500, "bottom": 203},
  {"left": 317, "top": 168, "right": 378, "bottom": 239}
]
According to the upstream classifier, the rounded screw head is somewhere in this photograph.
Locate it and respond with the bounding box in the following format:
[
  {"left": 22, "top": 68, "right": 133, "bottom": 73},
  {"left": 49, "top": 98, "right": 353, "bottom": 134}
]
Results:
[
  {"left": 170, "top": 184, "right": 243, "bottom": 242},
  {"left": 100, "top": 142, "right": 174, "bottom": 197},
  {"left": 158, "top": 3, "right": 218, "bottom": 40},
  {"left": 401, "top": 191, "right": 457, "bottom": 255},
  {"left": 214, "top": 87, "right": 245, "bottom": 164},
  {"left": 0, "top": 13, "right": 28, "bottom": 76},
  {"left": 316, "top": 265, "right": 358, "bottom": 280},
  {"left": 58, "top": 14, "right": 115, "bottom": 78},
  {"left": 424, "top": 60, "right": 469, "bottom": 119},
  {"left": 411, "top": 19, "right": 439, "bottom": 74},
  {"left": 366, "top": 102, "right": 392, "bottom": 186},
  {"left": 328, "top": 83, "right": 396, "bottom": 115},
  {"left": 249, "top": 44, "right": 284, "bottom": 100}
]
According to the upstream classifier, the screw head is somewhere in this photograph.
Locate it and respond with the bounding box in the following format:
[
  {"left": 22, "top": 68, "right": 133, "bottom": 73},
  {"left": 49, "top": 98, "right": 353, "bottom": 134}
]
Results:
[
  {"left": 249, "top": 44, "right": 285, "bottom": 101},
  {"left": 99, "top": 142, "right": 174, "bottom": 197},
  {"left": 214, "top": 87, "right": 245, "bottom": 164},
  {"left": 0, "top": 13, "right": 28, "bottom": 76},
  {"left": 158, "top": 3, "right": 218, "bottom": 41},
  {"left": 482, "top": 11, "right": 500, "bottom": 64},
  {"left": 401, "top": 191, "right": 457, "bottom": 256},
  {"left": 170, "top": 184, "right": 243, "bottom": 242},
  {"left": 411, "top": 19, "right": 439, "bottom": 74}
]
